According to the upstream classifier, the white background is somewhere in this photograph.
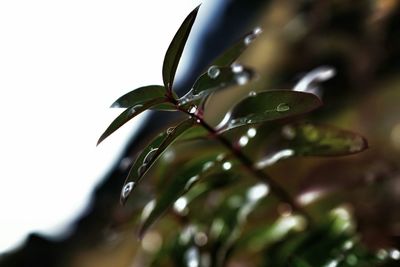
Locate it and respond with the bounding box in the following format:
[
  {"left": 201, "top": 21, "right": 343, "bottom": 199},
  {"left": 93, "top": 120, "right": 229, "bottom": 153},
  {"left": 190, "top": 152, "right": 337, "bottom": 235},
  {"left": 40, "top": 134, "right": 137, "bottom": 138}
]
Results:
[{"left": 0, "top": 0, "right": 202, "bottom": 253}]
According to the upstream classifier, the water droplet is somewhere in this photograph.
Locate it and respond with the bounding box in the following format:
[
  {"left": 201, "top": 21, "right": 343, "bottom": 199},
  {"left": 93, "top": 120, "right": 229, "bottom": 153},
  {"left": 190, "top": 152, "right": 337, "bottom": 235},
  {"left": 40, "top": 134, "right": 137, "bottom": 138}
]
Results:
[
  {"left": 247, "top": 183, "right": 269, "bottom": 201},
  {"left": 231, "top": 63, "right": 244, "bottom": 73},
  {"left": 238, "top": 135, "right": 249, "bottom": 147},
  {"left": 194, "top": 232, "right": 208, "bottom": 246},
  {"left": 390, "top": 249, "right": 400, "bottom": 260},
  {"left": 143, "top": 148, "right": 158, "bottom": 165},
  {"left": 244, "top": 27, "right": 262, "bottom": 45},
  {"left": 188, "top": 105, "right": 197, "bottom": 114},
  {"left": 173, "top": 197, "right": 188, "bottom": 214},
  {"left": 222, "top": 161, "right": 232, "bottom": 170},
  {"left": 247, "top": 127, "right": 257, "bottom": 138},
  {"left": 185, "top": 175, "right": 200, "bottom": 190},
  {"left": 202, "top": 161, "right": 215, "bottom": 172},
  {"left": 216, "top": 154, "right": 225, "bottom": 161},
  {"left": 185, "top": 247, "right": 200, "bottom": 267},
  {"left": 248, "top": 91, "right": 257, "bottom": 97},
  {"left": 121, "top": 182, "right": 135, "bottom": 199},
  {"left": 276, "top": 103, "right": 290, "bottom": 112},
  {"left": 141, "top": 200, "right": 156, "bottom": 221},
  {"left": 207, "top": 65, "right": 220, "bottom": 79},
  {"left": 282, "top": 125, "right": 296, "bottom": 140},
  {"left": 166, "top": 127, "right": 175, "bottom": 134},
  {"left": 235, "top": 71, "right": 250, "bottom": 85},
  {"left": 349, "top": 136, "right": 365, "bottom": 153}
]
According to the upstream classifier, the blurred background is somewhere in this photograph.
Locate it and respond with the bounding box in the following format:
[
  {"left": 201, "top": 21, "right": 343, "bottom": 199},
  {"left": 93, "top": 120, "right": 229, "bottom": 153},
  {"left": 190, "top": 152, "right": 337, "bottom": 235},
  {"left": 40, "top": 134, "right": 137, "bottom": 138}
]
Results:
[{"left": 1, "top": 0, "right": 400, "bottom": 266}]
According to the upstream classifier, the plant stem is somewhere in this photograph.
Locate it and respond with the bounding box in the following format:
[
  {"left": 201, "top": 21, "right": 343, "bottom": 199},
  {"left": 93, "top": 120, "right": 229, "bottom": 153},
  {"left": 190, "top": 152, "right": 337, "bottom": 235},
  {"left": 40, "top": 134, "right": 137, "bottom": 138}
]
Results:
[{"left": 173, "top": 101, "right": 315, "bottom": 226}]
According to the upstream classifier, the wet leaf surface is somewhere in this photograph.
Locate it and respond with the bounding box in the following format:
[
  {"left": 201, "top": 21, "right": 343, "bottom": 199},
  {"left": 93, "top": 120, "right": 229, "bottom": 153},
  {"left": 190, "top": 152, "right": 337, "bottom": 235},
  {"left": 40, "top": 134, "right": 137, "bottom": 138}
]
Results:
[
  {"left": 162, "top": 6, "right": 200, "bottom": 88},
  {"left": 111, "top": 85, "right": 176, "bottom": 111},
  {"left": 97, "top": 97, "right": 167, "bottom": 145},
  {"left": 191, "top": 65, "right": 255, "bottom": 96},
  {"left": 121, "top": 118, "right": 195, "bottom": 205},
  {"left": 224, "top": 90, "right": 322, "bottom": 130}
]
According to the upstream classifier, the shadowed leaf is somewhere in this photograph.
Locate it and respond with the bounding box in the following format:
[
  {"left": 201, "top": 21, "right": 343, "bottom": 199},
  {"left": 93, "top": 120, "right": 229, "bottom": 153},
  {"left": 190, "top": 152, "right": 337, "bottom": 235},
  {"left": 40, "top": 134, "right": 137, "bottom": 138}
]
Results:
[
  {"left": 97, "top": 97, "right": 167, "bottom": 145},
  {"left": 121, "top": 118, "right": 195, "bottom": 205},
  {"left": 139, "top": 154, "right": 222, "bottom": 237},
  {"left": 162, "top": 5, "right": 200, "bottom": 89},
  {"left": 224, "top": 90, "right": 322, "bottom": 130},
  {"left": 212, "top": 27, "right": 263, "bottom": 67},
  {"left": 111, "top": 85, "right": 176, "bottom": 111},
  {"left": 192, "top": 65, "right": 255, "bottom": 96}
]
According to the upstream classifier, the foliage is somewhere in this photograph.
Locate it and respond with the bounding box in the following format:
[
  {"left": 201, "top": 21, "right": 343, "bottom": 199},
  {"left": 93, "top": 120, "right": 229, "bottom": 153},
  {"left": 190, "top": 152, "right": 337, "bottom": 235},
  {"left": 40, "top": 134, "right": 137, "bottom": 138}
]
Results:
[{"left": 98, "top": 5, "right": 399, "bottom": 267}]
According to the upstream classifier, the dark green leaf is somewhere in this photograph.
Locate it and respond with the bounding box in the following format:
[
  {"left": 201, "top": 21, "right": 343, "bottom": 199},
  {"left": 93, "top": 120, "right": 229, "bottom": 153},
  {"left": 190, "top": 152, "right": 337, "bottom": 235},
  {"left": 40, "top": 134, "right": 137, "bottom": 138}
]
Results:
[
  {"left": 162, "top": 5, "right": 200, "bottom": 88},
  {"left": 224, "top": 90, "right": 322, "bottom": 130},
  {"left": 191, "top": 65, "right": 255, "bottom": 96},
  {"left": 111, "top": 85, "right": 176, "bottom": 111},
  {"left": 121, "top": 118, "right": 195, "bottom": 205},
  {"left": 212, "top": 27, "right": 262, "bottom": 67},
  {"left": 97, "top": 97, "right": 166, "bottom": 145}
]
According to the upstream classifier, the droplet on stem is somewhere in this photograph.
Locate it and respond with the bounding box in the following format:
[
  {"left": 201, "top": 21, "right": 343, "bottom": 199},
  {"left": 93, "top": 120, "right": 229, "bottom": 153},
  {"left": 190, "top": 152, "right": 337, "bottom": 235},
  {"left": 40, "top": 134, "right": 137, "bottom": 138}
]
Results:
[{"left": 207, "top": 65, "right": 220, "bottom": 79}]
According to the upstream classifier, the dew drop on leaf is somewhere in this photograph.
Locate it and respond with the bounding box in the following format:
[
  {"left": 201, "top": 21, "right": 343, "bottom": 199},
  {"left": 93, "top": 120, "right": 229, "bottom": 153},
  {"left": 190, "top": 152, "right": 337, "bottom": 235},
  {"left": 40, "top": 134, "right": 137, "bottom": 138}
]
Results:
[
  {"left": 244, "top": 27, "right": 263, "bottom": 45},
  {"left": 235, "top": 71, "right": 250, "bottom": 85},
  {"left": 238, "top": 135, "right": 249, "bottom": 147},
  {"left": 166, "top": 127, "right": 175, "bottom": 135},
  {"left": 121, "top": 182, "right": 135, "bottom": 200},
  {"left": 207, "top": 65, "right": 220, "bottom": 79},
  {"left": 248, "top": 91, "right": 257, "bottom": 97},
  {"left": 137, "top": 165, "right": 147, "bottom": 177},
  {"left": 188, "top": 105, "right": 198, "bottom": 114},
  {"left": 247, "top": 127, "right": 257, "bottom": 138},
  {"left": 231, "top": 63, "right": 244, "bottom": 73},
  {"left": 276, "top": 103, "right": 290, "bottom": 112},
  {"left": 222, "top": 161, "right": 232, "bottom": 170},
  {"left": 143, "top": 148, "right": 159, "bottom": 165}
]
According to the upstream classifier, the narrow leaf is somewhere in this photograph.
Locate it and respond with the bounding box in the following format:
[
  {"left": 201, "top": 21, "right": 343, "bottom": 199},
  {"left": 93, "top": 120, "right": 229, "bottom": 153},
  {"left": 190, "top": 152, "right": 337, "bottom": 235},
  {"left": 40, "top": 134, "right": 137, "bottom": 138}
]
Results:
[
  {"left": 192, "top": 65, "right": 254, "bottom": 96},
  {"left": 225, "top": 90, "right": 322, "bottom": 130},
  {"left": 97, "top": 97, "right": 167, "bottom": 145},
  {"left": 120, "top": 118, "right": 195, "bottom": 205},
  {"left": 212, "top": 27, "right": 262, "bottom": 67},
  {"left": 111, "top": 85, "right": 176, "bottom": 111},
  {"left": 162, "top": 5, "right": 200, "bottom": 88}
]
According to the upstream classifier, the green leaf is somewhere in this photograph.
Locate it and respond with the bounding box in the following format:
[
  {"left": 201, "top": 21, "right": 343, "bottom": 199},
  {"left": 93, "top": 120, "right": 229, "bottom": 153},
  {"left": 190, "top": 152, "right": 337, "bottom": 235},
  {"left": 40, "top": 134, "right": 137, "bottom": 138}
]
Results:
[
  {"left": 191, "top": 65, "right": 255, "bottom": 96},
  {"left": 224, "top": 90, "right": 322, "bottom": 130},
  {"left": 285, "top": 123, "right": 368, "bottom": 157},
  {"left": 111, "top": 85, "right": 176, "bottom": 111},
  {"left": 212, "top": 27, "right": 262, "bottom": 67},
  {"left": 120, "top": 118, "right": 195, "bottom": 205},
  {"left": 97, "top": 97, "right": 167, "bottom": 145},
  {"left": 139, "top": 154, "right": 219, "bottom": 237},
  {"left": 162, "top": 5, "right": 200, "bottom": 88}
]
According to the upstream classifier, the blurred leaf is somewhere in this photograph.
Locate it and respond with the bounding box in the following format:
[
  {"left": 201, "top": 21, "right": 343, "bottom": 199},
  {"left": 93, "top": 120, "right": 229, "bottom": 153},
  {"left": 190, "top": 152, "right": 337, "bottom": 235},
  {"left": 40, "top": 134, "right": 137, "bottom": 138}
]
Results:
[
  {"left": 224, "top": 90, "right": 322, "bottom": 130},
  {"left": 212, "top": 27, "right": 262, "bottom": 67},
  {"left": 121, "top": 118, "right": 195, "bottom": 204},
  {"left": 97, "top": 97, "right": 166, "bottom": 145},
  {"left": 192, "top": 65, "right": 255, "bottom": 96},
  {"left": 111, "top": 85, "right": 176, "bottom": 111},
  {"left": 286, "top": 123, "right": 368, "bottom": 156},
  {"left": 162, "top": 5, "right": 200, "bottom": 88},
  {"left": 139, "top": 154, "right": 221, "bottom": 237}
]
